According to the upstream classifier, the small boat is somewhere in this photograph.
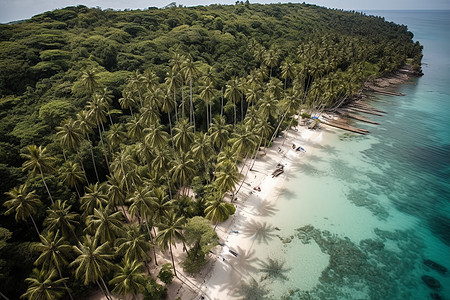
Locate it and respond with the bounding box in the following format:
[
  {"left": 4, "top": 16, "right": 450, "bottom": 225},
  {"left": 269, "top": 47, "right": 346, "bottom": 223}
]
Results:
[
  {"left": 272, "top": 169, "right": 284, "bottom": 178},
  {"left": 229, "top": 249, "right": 238, "bottom": 257},
  {"left": 296, "top": 146, "right": 306, "bottom": 152}
]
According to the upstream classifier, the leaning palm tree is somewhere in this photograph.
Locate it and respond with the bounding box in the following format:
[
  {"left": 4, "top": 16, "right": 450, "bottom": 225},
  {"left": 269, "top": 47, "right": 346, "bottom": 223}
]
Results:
[
  {"left": 204, "top": 198, "right": 236, "bottom": 229},
  {"left": 156, "top": 212, "right": 186, "bottom": 277},
  {"left": 33, "top": 231, "right": 74, "bottom": 300},
  {"left": 22, "top": 268, "right": 67, "bottom": 300},
  {"left": 43, "top": 200, "right": 80, "bottom": 241},
  {"left": 21, "top": 145, "right": 55, "bottom": 204},
  {"left": 70, "top": 235, "right": 114, "bottom": 300},
  {"left": 4, "top": 184, "right": 42, "bottom": 236},
  {"left": 110, "top": 259, "right": 146, "bottom": 300}
]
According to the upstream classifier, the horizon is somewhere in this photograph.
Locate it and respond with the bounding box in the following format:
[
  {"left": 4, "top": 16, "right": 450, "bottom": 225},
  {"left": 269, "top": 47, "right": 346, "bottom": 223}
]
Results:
[{"left": 1, "top": 0, "right": 450, "bottom": 24}]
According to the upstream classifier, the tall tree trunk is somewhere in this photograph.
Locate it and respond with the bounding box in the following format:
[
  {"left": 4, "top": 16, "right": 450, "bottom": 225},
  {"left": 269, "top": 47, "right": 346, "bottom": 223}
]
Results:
[
  {"left": 0, "top": 291, "right": 10, "bottom": 300},
  {"left": 169, "top": 243, "right": 177, "bottom": 277},
  {"left": 29, "top": 215, "right": 40, "bottom": 237},
  {"left": 96, "top": 280, "right": 111, "bottom": 300},
  {"left": 39, "top": 169, "right": 54, "bottom": 204},
  {"left": 100, "top": 277, "right": 112, "bottom": 300},
  {"left": 97, "top": 123, "right": 110, "bottom": 172},
  {"left": 221, "top": 88, "right": 224, "bottom": 116},
  {"left": 250, "top": 137, "right": 263, "bottom": 171},
  {"left": 173, "top": 87, "right": 178, "bottom": 122},
  {"left": 78, "top": 155, "right": 89, "bottom": 183},
  {"left": 146, "top": 223, "right": 158, "bottom": 266},
  {"left": 168, "top": 112, "right": 173, "bottom": 139},
  {"left": 190, "top": 77, "right": 196, "bottom": 132},
  {"left": 86, "top": 135, "right": 100, "bottom": 182},
  {"left": 56, "top": 265, "right": 74, "bottom": 300}
]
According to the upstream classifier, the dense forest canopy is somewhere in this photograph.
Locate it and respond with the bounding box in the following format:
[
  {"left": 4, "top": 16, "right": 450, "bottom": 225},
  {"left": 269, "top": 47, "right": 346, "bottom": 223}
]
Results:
[{"left": 0, "top": 3, "right": 422, "bottom": 299}]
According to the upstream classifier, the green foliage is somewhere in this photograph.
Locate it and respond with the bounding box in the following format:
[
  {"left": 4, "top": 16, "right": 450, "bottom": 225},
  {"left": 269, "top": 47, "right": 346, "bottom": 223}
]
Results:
[
  {"left": 38, "top": 100, "right": 76, "bottom": 128},
  {"left": 157, "top": 263, "right": 174, "bottom": 285},
  {"left": 142, "top": 278, "right": 167, "bottom": 300}
]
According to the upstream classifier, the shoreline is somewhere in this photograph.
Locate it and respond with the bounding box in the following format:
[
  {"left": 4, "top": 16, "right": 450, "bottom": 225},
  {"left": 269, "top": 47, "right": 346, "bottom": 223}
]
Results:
[{"left": 169, "top": 65, "right": 424, "bottom": 300}]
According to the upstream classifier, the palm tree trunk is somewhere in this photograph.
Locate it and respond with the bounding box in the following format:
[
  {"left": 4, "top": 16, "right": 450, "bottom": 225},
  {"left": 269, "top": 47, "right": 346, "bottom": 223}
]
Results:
[
  {"left": 173, "top": 87, "right": 178, "bottom": 122},
  {"left": 39, "top": 169, "right": 54, "bottom": 204},
  {"left": 241, "top": 96, "right": 244, "bottom": 122},
  {"left": 29, "top": 215, "right": 40, "bottom": 237},
  {"left": 221, "top": 88, "right": 224, "bottom": 116},
  {"left": 250, "top": 137, "right": 263, "bottom": 171},
  {"left": 100, "top": 277, "right": 112, "bottom": 300},
  {"left": 181, "top": 83, "right": 185, "bottom": 119},
  {"left": 96, "top": 280, "right": 111, "bottom": 300},
  {"left": 74, "top": 185, "right": 81, "bottom": 198},
  {"left": 169, "top": 243, "right": 177, "bottom": 277},
  {"left": 56, "top": 265, "right": 74, "bottom": 300},
  {"left": 97, "top": 123, "right": 110, "bottom": 170},
  {"left": 78, "top": 155, "right": 89, "bottom": 183},
  {"left": 190, "top": 77, "right": 196, "bottom": 132},
  {"left": 168, "top": 112, "right": 173, "bottom": 139},
  {"left": 146, "top": 223, "right": 158, "bottom": 266},
  {"left": 86, "top": 135, "right": 100, "bottom": 182},
  {"left": 0, "top": 292, "right": 10, "bottom": 300}
]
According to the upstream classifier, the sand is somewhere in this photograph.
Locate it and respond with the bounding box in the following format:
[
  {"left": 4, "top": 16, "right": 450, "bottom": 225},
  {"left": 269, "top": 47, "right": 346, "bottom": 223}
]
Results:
[{"left": 166, "top": 123, "right": 324, "bottom": 300}]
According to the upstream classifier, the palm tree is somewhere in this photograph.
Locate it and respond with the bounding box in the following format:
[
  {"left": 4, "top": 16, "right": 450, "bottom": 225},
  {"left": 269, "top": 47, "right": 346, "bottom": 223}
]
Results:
[
  {"left": 170, "top": 152, "right": 195, "bottom": 196},
  {"left": 172, "top": 118, "right": 195, "bottom": 153},
  {"left": 160, "top": 91, "right": 176, "bottom": 137},
  {"left": 76, "top": 111, "right": 100, "bottom": 182},
  {"left": 204, "top": 198, "right": 235, "bottom": 229},
  {"left": 85, "top": 207, "right": 124, "bottom": 244},
  {"left": 106, "top": 123, "right": 127, "bottom": 155},
  {"left": 214, "top": 162, "right": 242, "bottom": 198},
  {"left": 85, "top": 95, "right": 110, "bottom": 167},
  {"left": 152, "top": 146, "right": 174, "bottom": 198},
  {"left": 224, "top": 77, "right": 242, "bottom": 124},
  {"left": 43, "top": 200, "right": 80, "bottom": 241},
  {"left": 22, "top": 268, "right": 67, "bottom": 300},
  {"left": 115, "top": 224, "right": 152, "bottom": 267},
  {"left": 119, "top": 90, "right": 137, "bottom": 116},
  {"left": 58, "top": 161, "right": 85, "bottom": 198},
  {"left": 70, "top": 235, "right": 114, "bottom": 300},
  {"left": 263, "top": 48, "right": 280, "bottom": 77},
  {"left": 199, "top": 80, "right": 216, "bottom": 130},
  {"left": 230, "top": 125, "right": 258, "bottom": 164},
  {"left": 144, "top": 122, "right": 170, "bottom": 150},
  {"left": 21, "top": 145, "right": 55, "bottom": 204},
  {"left": 109, "top": 148, "right": 136, "bottom": 192},
  {"left": 55, "top": 118, "right": 84, "bottom": 159},
  {"left": 181, "top": 55, "right": 200, "bottom": 128},
  {"left": 126, "top": 115, "right": 146, "bottom": 142},
  {"left": 80, "top": 183, "right": 108, "bottom": 218},
  {"left": 191, "top": 132, "right": 213, "bottom": 181},
  {"left": 104, "top": 173, "right": 127, "bottom": 219},
  {"left": 281, "top": 59, "right": 295, "bottom": 90},
  {"left": 33, "top": 231, "right": 74, "bottom": 300},
  {"left": 156, "top": 212, "right": 186, "bottom": 277},
  {"left": 109, "top": 259, "right": 146, "bottom": 300},
  {"left": 4, "top": 184, "right": 42, "bottom": 236},
  {"left": 80, "top": 68, "right": 99, "bottom": 95},
  {"left": 139, "top": 105, "right": 160, "bottom": 126},
  {"left": 208, "top": 115, "right": 232, "bottom": 151},
  {"left": 128, "top": 70, "right": 145, "bottom": 108},
  {"left": 165, "top": 70, "right": 182, "bottom": 122}
]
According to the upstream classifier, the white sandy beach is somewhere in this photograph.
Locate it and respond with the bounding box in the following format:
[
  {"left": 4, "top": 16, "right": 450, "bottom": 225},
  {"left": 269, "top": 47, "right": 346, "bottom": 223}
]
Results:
[{"left": 167, "top": 123, "right": 327, "bottom": 300}]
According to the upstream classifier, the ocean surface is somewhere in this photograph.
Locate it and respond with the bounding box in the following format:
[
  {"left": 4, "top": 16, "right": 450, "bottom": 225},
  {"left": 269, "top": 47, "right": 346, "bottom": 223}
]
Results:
[{"left": 246, "top": 10, "right": 450, "bottom": 299}]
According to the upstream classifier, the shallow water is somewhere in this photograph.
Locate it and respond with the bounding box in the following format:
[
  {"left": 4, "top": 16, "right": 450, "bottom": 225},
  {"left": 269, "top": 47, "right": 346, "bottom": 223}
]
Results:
[{"left": 246, "top": 10, "right": 450, "bottom": 300}]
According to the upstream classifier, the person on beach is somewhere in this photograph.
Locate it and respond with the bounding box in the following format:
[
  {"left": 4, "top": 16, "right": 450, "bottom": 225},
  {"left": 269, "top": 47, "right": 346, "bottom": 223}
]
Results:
[{"left": 292, "top": 143, "right": 296, "bottom": 149}]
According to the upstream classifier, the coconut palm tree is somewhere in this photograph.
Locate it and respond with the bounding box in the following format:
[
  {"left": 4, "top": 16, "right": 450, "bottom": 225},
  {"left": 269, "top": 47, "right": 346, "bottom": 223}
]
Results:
[
  {"left": 43, "top": 200, "right": 80, "bottom": 241},
  {"left": 115, "top": 224, "right": 152, "bottom": 267},
  {"left": 281, "top": 60, "right": 295, "bottom": 90},
  {"left": 139, "top": 105, "right": 160, "bottom": 126},
  {"left": 152, "top": 146, "right": 174, "bottom": 198},
  {"left": 170, "top": 152, "right": 195, "bottom": 196},
  {"left": 208, "top": 115, "right": 232, "bottom": 151},
  {"left": 70, "top": 235, "right": 114, "bottom": 300},
  {"left": 104, "top": 173, "right": 127, "bottom": 219},
  {"left": 199, "top": 80, "right": 216, "bottom": 130},
  {"left": 22, "top": 268, "right": 67, "bottom": 300},
  {"left": 126, "top": 115, "right": 146, "bottom": 142},
  {"left": 156, "top": 212, "right": 186, "bottom": 277},
  {"left": 172, "top": 118, "right": 195, "bottom": 153},
  {"left": 214, "top": 162, "right": 241, "bottom": 198},
  {"left": 263, "top": 48, "right": 280, "bottom": 77},
  {"left": 119, "top": 90, "right": 137, "bottom": 117},
  {"left": 85, "top": 207, "right": 125, "bottom": 244},
  {"left": 80, "top": 68, "right": 100, "bottom": 95},
  {"left": 224, "top": 77, "right": 242, "bottom": 124},
  {"left": 109, "top": 259, "right": 146, "bottom": 300},
  {"left": 204, "top": 198, "right": 235, "bottom": 229},
  {"left": 181, "top": 55, "right": 200, "bottom": 128},
  {"left": 21, "top": 145, "right": 55, "bottom": 204},
  {"left": 80, "top": 183, "right": 108, "bottom": 218},
  {"left": 76, "top": 111, "right": 100, "bottom": 182},
  {"left": 58, "top": 161, "right": 85, "bottom": 198},
  {"left": 165, "top": 70, "right": 182, "bottom": 122},
  {"left": 55, "top": 118, "right": 84, "bottom": 156},
  {"left": 160, "top": 91, "right": 176, "bottom": 137},
  {"left": 4, "top": 184, "right": 42, "bottom": 237},
  {"left": 191, "top": 133, "right": 213, "bottom": 182},
  {"left": 33, "top": 231, "right": 74, "bottom": 300},
  {"left": 144, "top": 122, "right": 170, "bottom": 150},
  {"left": 106, "top": 123, "right": 127, "bottom": 155}
]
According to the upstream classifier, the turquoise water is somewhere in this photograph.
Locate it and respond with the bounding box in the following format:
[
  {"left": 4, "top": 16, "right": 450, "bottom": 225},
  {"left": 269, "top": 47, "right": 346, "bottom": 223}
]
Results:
[{"left": 246, "top": 10, "right": 450, "bottom": 299}]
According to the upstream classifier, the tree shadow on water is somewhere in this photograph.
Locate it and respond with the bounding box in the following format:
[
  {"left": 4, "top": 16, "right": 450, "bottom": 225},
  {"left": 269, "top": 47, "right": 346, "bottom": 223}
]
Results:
[
  {"left": 258, "top": 257, "right": 291, "bottom": 282},
  {"left": 241, "top": 220, "right": 276, "bottom": 245}
]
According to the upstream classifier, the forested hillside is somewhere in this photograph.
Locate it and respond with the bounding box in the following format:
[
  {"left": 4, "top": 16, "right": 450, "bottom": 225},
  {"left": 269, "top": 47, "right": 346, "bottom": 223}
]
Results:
[{"left": 0, "top": 3, "right": 422, "bottom": 299}]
